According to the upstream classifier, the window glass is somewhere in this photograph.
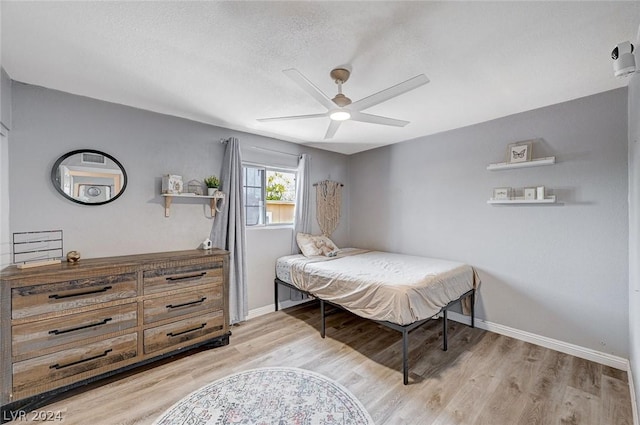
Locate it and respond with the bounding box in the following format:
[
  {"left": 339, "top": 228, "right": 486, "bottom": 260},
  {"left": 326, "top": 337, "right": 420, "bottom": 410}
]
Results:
[{"left": 243, "top": 165, "right": 296, "bottom": 226}]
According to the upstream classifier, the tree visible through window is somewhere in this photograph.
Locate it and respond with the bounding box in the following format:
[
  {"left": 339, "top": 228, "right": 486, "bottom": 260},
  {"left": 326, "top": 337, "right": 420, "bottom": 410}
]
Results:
[
  {"left": 243, "top": 165, "right": 296, "bottom": 226},
  {"left": 266, "top": 172, "right": 295, "bottom": 201}
]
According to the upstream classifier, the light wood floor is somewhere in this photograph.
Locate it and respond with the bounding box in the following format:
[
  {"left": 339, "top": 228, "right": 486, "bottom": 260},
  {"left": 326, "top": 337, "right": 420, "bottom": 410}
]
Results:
[{"left": 7, "top": 302, "right": 633, "bottom": 425}]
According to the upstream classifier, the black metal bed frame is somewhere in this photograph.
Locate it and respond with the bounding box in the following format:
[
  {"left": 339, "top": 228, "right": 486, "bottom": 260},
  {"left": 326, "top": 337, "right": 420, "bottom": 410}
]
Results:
[{"left": 274, "top": 277, "right": 475, "bottom": 385}]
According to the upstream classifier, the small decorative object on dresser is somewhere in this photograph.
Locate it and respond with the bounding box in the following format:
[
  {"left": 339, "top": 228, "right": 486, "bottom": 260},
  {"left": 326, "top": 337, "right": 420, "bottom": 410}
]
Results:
[
  {"left": 0, "top": 249, "right": 230, "bottom": 416},
  {"left": 13, "top": 230, "right": 64, "bottom": 269},
  {"left": 66, "top": 250, "right": 80, "bottom": 263},
  {"left": 201, "top": 238, "right": 213, "bottom": 250},
  {"left": 506, "top": 140, "right": 533, "bottom": 164},
  {"left": 162, "top": 175, "right": 183, "bottom": 194},
  {"left": 537, "top": 186, "right": 546, "bottom": 200}
]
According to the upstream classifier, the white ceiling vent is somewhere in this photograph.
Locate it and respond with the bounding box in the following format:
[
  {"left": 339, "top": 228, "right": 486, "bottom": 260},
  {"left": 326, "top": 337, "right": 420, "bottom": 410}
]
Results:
[{"left": 81, "top": 152, "right": 107, "bottom": 165}]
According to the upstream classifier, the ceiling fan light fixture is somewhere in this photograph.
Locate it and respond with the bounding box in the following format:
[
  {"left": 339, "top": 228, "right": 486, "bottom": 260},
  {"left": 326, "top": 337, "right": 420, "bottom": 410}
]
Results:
[{"left": 329, "top": 110, "right": 351, "bottom": 121}]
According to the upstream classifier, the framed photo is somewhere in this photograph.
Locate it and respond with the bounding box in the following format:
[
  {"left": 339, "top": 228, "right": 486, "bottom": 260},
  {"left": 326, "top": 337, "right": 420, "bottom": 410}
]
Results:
[
  {"left": 493, "top": 187, "right": 511, "bottom": 200},
  {"left": 506, "top": 141, "right": 532, "bottom": 163},
  {"left": 524, "top": 188, "right": 536, "bottom": 200}
]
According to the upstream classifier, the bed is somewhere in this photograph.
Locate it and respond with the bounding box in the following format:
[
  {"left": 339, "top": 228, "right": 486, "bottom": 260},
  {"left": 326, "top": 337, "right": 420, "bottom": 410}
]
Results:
[{"left": 274, "top": 248, "right": 479, "bottom": 384}]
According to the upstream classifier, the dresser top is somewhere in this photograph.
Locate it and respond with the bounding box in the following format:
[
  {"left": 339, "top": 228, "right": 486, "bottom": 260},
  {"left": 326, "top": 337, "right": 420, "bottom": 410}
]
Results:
[{"left": 1, "top": 249, "right": 229, "bottom": 281}]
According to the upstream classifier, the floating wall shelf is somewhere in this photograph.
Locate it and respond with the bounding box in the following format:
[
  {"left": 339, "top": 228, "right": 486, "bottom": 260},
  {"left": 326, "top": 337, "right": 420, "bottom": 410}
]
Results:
[
  {"left": 486, "top": 156, "right": 556, "bottom": 171},
  {"left": 487, "top": 195, "right": 556, "bottom": 205},
  {"left": 162, "top": 192, "right": 225, "bottom": 217}
]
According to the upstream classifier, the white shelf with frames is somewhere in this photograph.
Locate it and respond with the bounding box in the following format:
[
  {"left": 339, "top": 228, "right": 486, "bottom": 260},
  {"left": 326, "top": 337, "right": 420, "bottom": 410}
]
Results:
[
  {"left": 487, "top": 195, "right": 556, "bottom": 205},
  {"left": 486, "top": 156, "right": 555, "bottom": 171},
  {"left": 162, "top": 192, "right": 225, "bottom": 217}
]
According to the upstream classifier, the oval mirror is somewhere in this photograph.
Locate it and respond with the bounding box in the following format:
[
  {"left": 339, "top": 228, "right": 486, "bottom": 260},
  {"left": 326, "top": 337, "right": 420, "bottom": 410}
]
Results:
[{"left": 51, "top": 149, "right": 127, "bottom": 205}]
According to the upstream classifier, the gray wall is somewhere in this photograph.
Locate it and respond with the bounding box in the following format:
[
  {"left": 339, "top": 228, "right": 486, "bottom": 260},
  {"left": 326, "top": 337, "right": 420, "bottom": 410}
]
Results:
[
  {"left": 1, "top": 68, "right": 10, "bottom": 134},
  {"left": 8, "top": 82, "right": 349, "bottom": 312},
  {"left": 628, "top": 54, "right": 640, "bottom": 414},
  {"left": 348, "top": 88, "right": 629, "bottom": 357},
  {"left": 0, "top": 68, "right": 11, "bottom": 268}
]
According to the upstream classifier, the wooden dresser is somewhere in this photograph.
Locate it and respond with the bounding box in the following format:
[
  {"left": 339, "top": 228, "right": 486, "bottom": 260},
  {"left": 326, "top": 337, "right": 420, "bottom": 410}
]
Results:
[{"left": 0, "top": 249, "right": 230, "bottom": 411}]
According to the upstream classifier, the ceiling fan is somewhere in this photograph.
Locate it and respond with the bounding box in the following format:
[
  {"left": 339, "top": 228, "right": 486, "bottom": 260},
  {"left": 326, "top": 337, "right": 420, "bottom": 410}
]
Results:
[{"left": 257, "top": 67, "right": 429, "bottom": 139}]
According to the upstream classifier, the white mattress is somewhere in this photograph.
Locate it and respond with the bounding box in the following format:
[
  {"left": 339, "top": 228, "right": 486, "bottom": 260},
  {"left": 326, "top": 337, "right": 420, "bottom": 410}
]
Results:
[{"left": 276, "top": 249, "right": 477, "bottom": 325}]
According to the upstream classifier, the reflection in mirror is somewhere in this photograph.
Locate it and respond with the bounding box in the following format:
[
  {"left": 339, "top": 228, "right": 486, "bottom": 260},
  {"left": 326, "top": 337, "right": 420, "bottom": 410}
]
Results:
[{"left": 51, "top": 150, "right": 127, "bottom": 205}]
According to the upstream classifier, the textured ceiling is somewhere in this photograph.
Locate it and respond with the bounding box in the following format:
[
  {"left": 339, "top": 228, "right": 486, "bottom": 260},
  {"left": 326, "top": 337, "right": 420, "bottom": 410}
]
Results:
[{"left": 2, "top": 1, "right": 639, "bottom": 155}]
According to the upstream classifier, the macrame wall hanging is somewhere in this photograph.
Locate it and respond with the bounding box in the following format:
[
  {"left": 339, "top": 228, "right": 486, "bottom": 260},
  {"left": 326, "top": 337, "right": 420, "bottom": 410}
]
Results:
[{"left": 315, "top": 180, "right": 343, "bottom": 237}]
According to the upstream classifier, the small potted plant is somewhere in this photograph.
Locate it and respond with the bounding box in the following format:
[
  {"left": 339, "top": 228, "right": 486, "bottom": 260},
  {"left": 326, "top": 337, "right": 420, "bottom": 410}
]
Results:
[{"left": 204, "top": 175, "right": 220, "bottom": 196}]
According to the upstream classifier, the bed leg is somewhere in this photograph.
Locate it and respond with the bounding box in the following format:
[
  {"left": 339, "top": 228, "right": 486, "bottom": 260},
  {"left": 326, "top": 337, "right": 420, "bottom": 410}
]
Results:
[
  {"left": 443, "top": 309, "right": 448, "bottom": 352},
  {"left": 471, "top": 289, "right": 475, "bottom": 328},
  {"left": 402, "top": 329, "right": 409, "bottom": 385},
  {"left": 274, "top": 280, "right": 279, "bottom": 312},
  {"left": 320, "top": 299, "right": 326, "bottom": 339}
]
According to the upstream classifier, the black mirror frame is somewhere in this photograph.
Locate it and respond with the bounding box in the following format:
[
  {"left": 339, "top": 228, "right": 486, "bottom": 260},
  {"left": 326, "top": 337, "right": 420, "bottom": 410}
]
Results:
[{"left": 51, "top": 149, "right": 128, "bottom": 206}]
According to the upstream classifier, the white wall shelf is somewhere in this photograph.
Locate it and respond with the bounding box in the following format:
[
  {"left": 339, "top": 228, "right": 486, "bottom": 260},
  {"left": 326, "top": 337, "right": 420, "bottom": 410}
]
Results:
[
  {"left": 487, "top": 156, "right": 556, "bottom": 171},
  {"left": 487, "top": 195, "right": 556, "bottom": 205},
  {"left": 162, "top": 192, "right": 224, "bottom": 217}
]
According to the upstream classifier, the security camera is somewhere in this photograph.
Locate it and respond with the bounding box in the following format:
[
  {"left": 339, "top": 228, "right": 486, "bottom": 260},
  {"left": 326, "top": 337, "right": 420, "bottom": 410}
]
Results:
[{"left": 612, "top": 41, "right": 636, "bottom": 77}]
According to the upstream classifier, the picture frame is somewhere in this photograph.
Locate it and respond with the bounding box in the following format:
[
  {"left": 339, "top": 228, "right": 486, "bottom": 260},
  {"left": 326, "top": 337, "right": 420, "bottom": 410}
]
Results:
[
  {"left": 162, "top": 174, "right": 183, "bottom": 194},
  {"left": 506, "top": 141, "right": 532, "bottom": 163},
  {"left": 493, "top": 187, "right": 511, "bottom": 200},
  {"left": 524, "top": 187, "right": 536, "bottom": 200}
]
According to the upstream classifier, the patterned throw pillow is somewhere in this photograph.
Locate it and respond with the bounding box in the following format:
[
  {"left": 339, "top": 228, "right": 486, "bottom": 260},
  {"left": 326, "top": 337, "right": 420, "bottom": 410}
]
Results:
[{"left": 296, "top": 233, "right": 339, "bottom": 257}]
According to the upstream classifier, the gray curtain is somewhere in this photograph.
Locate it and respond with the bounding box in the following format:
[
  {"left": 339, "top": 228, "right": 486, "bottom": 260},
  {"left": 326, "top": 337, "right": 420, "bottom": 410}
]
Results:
[
  {"left": 288, "top": 154, "right": 311, "bottom": 302},
  {"left": 211, "top": 137, "right": 248, "bottom": 324},
  {"left": 291, "top": 153, "right": 311, "bottom": 253}
]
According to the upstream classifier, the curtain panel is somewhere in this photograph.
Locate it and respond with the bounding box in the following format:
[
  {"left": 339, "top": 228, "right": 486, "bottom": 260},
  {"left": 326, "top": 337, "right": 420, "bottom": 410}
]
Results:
[{"left": 211, "top": 137, "right": 248, "bottom": 324}]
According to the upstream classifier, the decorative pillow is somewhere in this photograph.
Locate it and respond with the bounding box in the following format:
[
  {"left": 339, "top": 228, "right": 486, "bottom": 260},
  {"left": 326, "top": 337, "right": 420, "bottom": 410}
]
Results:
[
  {"left": 296, "top": 233, "right": 319, "bottom": 256},
  {"left": 296, "top": 233, "right": 339, "bottom": 257}
]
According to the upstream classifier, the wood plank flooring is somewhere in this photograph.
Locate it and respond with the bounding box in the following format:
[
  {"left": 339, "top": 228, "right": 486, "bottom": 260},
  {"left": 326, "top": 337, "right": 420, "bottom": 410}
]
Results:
[{"left": 6, "top": 302, "right": 633, "bottom": 425}]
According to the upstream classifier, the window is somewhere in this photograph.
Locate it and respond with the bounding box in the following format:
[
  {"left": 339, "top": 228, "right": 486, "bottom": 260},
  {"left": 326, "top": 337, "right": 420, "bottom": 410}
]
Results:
[{"left": 243, "top": 165, "right": 296, "bottom": 226}]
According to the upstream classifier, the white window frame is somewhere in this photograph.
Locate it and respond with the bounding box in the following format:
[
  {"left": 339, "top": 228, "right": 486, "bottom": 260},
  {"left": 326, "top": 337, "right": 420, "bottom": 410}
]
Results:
[{"left": 243, "top": 162, "right": 297, "bottom": 228}]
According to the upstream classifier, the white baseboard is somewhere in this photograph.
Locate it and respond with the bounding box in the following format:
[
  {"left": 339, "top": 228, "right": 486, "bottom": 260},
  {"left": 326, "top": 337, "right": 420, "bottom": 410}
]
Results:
[
  {"left": 447, "top": 311, "right": 628, "bottom": 371},
  {"left": 246, "top": 304, "right": 276, "bottom": 320},
  {"left": 247, "top": 299, "right": 313, "bottom": 320}
]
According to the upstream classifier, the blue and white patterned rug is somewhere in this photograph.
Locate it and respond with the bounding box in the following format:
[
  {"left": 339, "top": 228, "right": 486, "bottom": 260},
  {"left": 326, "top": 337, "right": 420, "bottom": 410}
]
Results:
[{"left": 153, "top": 367, "right": 374, "bottom": 425}]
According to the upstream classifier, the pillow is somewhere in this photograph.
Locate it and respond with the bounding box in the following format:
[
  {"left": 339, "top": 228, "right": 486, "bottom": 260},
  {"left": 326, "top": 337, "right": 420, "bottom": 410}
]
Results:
[{"left": 296, "top": 233, "right": 339, "bottom": 257}]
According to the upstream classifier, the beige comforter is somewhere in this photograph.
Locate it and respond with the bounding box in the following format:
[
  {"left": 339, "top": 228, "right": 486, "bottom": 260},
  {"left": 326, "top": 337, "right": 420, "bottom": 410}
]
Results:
[{"left": 286, "top": 249, "right": 478, "bottom": 325}]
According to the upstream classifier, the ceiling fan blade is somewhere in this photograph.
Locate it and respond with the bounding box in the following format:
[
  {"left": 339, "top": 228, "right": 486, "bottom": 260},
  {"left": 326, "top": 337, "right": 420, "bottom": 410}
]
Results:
[
  {"left": 324, "top": 120, "right": 342, "bottom": 139},
  {"left": 257, "top": 113, "right": 328, "bottom": 122},
  {"left": 350, "top": 111, "right": 409, "bottom": 127},
  {"left": 283, "top": 68, "right": 336, "bottom": 111},
  {"left": 350, "top": 74, "right": 429, "bottom": 112}
]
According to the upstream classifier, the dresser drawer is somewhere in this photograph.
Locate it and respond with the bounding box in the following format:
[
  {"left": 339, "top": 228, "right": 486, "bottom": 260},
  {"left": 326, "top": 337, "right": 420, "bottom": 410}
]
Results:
[
  {"left": 12, "top": 303, "right": 138, "bottom": 359},
  {"left": 144, "top": 286, "right": 222, "bottom": 324},
  {"left": 12, "top": 273, "right": 138, "bottom": 319},
  {"left": 144, "top": 311, "right": 224, "bottom": 354},
  {"left": 143, "top": 263, "right": 223, "bottom": 295},
  {"left": 12, "top": 333, "right": 137, "bottom": 395}
]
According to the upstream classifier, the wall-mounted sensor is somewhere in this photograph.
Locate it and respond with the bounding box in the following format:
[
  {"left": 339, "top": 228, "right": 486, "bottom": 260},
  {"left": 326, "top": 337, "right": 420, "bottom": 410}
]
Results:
[{"left": 612, "top": 41, "right": 636, "bottom": 77}]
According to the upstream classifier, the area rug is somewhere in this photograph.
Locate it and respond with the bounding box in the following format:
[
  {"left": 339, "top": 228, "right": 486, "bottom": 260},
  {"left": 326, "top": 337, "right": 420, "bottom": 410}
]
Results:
[{"left": 153, "top": 367, "right": 375, "bottom": 425}]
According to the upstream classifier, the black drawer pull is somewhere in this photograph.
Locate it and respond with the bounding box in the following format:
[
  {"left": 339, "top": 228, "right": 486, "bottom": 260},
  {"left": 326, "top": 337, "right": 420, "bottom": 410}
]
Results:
[
  {"left": 167, "top": 323, "right": 206, "bottom": 337},
  {"left": 48, "top": 286, "right": 113, "bottom": 300},
  {"left": 49, "top": 349, "right": 113, "bottom": 370},
  {"left": 49, "top": 318, "right": 113, "bottom": 335},
  {"left": 166, "top": 297, "right": 207, "bottom": 309},
  {"left": 165, "top": 272, "right": 206, "bottom": 282}
]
